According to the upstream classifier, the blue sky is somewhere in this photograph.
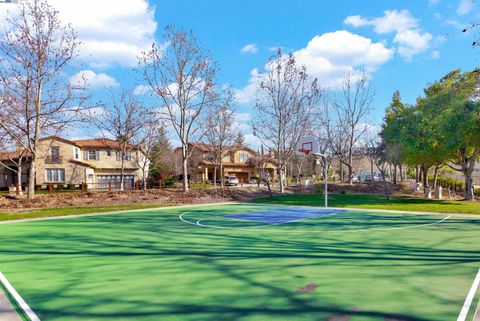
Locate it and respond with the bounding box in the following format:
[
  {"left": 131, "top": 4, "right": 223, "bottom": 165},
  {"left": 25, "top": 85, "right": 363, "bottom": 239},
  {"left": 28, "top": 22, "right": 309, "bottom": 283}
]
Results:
[{"left": 2, "top": 0, "right": 479, "bottom": 147}]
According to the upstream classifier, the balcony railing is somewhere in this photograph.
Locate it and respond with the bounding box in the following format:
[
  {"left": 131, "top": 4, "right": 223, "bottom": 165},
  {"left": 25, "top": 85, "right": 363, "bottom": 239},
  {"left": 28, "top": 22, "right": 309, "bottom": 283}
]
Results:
[{"left": 44, "top": 156, "right": 64, "bottom": 164}]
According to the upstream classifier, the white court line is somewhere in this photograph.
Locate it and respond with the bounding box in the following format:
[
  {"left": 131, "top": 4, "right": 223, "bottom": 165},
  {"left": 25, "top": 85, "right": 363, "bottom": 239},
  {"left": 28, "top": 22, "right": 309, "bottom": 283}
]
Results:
[
  {"left": 0, "top": 271, "right": 40, "bottom": 321},
  {"left": 179, "top": 211, "right": 450, "bottom": 233},
  {"left": 457, "top": 268, "right": 480, "bottom": 321}
]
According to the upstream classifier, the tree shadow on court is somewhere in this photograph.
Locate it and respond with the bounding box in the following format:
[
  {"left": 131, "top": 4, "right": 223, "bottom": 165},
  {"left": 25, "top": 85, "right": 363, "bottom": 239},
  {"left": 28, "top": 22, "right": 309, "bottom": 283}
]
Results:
[{"left": 0, "top": 209, "right": 478, "bottom": 320}]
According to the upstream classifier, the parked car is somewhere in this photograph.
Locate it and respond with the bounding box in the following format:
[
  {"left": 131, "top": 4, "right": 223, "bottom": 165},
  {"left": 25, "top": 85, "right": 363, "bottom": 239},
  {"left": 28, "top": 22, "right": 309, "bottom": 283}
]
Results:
[
  {"left": 223, "top": 176, "right": 239, "bottom": 186},
  {"left": 366, "top": 174, "right": 382, "bottom": 182}
]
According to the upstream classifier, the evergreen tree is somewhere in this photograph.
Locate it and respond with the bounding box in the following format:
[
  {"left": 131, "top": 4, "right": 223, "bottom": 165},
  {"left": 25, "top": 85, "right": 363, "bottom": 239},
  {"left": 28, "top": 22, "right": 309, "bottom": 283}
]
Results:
[
  {"left": 234, "top": 131, "right": 245, "bottom": 146},
  {"left": 149, "top": 127, "right": 173, "bottom": 178}
]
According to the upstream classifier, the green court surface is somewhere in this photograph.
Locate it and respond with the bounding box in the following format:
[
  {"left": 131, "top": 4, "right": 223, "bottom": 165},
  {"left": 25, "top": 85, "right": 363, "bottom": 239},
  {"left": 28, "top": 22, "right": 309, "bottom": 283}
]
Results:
[{"left": 0, "top": 203, "right": 479, "bottom": 321}]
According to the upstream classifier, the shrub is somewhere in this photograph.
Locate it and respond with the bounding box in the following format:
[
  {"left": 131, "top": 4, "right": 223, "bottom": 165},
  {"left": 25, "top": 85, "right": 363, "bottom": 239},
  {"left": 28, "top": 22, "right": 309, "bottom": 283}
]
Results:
[
  {"left": 340, "top": 189, "right": 348, "bottom": 195},
  {"left": 313, "top": 187, "right": 324, "bottom": 194}
]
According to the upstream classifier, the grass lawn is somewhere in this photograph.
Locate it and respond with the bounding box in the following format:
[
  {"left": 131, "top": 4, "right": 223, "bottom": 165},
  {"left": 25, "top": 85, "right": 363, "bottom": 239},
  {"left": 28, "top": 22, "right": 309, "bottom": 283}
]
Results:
[
  {"left": 250, "top": 193, "right": 480, "bottom": 214},
  {"left": 0, "top": 204, "right": 172, "bottom": 222},
  {"left": 0, "top": 203, "right": 479, "bottom": 321}
]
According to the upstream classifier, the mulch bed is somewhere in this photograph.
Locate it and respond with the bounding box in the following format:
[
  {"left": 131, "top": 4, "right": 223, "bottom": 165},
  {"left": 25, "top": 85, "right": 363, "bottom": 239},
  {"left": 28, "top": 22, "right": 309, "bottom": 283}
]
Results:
[{"left": 0, "top": 188, "right": 252, "bottom": 210}]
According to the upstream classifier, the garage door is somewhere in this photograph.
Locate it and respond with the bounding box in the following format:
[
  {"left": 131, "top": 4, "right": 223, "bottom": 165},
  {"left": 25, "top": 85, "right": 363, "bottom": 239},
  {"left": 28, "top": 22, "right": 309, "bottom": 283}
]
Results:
[{"left": 233, "top": 172, "right": 249, "bottom": 183}]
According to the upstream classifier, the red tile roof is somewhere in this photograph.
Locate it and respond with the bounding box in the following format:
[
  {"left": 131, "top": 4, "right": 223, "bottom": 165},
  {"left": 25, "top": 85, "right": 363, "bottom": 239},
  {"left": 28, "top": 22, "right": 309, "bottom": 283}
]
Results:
[
  {"left": 39, "top": 136, "right": 137, "bottom": 150},
  {"left": 0, "top": 150, "right": 31, "bottom": 161}
]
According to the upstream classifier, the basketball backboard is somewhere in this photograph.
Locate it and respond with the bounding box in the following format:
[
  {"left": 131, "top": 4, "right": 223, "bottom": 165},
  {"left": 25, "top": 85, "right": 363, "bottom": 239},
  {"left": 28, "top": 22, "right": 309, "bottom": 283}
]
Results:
[{"left": 296, "top": 135, "right": 320, "bottom": 156}]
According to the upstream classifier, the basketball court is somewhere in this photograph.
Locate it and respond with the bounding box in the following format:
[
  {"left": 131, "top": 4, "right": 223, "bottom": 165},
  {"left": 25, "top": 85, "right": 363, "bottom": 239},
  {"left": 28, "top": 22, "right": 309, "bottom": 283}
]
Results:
[{"left": 0, "top": 203, "right": 479, "bottom": 321}]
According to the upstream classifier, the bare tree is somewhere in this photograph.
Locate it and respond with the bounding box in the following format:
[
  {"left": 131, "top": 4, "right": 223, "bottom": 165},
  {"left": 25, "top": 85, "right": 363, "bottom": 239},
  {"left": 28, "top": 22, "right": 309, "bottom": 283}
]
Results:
[
  {"left": 330, "top": 70, "right": 375, "bottom": 185},
  {"left": 203, "top": 88, "right": 238, "bottom": 187},
  {"left": 0, "top": 0, "right": 85, "bottom": 198},
  {"left": 132, "top": 118, "right": 161, "bottom": 190},
  {"left": 93, "top": 90, "right": 146, "bottom": 191},
  {"left": 362, "top": 131, "right": 379, "bottom": 179},
  {"left": 0, "top": 129, "right": 28, "bottom": 195},
  {"left": 252, "top": 49, "right": 320, "bottom": 193},
  {"left": 247, "top": 153, "right": 274, "bottom": 196},
  {"left": 139, "top": 25, "right": 219, "bottom": 192}
]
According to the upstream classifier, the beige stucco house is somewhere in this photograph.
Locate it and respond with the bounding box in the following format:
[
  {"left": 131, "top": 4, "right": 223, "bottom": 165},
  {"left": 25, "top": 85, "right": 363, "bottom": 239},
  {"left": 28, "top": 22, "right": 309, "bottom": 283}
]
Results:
[
  {"left": 176, "top": 143, "right": 278, "bottom": 183},
  {"left": 0, "top": 136, "right": 148, "bottom": 190}
]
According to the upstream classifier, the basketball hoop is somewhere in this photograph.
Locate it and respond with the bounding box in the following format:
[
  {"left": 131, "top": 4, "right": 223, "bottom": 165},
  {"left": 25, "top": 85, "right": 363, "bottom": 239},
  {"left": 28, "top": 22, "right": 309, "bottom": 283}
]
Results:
[
  {"left": 298, "top": 142, "right": 313, "bottom": 155},
  {"left": 298, "top": 148, "right": 311, "bottom": 155},
  {"left": 296, "top": 135, "right": 328, "bottom": 208}
]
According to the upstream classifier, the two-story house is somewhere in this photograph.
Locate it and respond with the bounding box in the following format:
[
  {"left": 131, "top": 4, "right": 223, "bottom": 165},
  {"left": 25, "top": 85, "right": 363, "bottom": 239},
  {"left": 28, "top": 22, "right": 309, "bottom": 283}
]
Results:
[
  {"left": 176, "top": 143, "right": 278, "bottom": 183},
  {"left": 0, "top": 136, "right": 148, "bottom": 190}
]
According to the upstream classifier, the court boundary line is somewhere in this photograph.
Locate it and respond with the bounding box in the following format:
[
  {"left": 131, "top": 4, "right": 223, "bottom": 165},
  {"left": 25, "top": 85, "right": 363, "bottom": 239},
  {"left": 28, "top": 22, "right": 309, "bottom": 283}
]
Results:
[
  {"left": 474, "top": 298, "right": 480, "bottom": 321},
  {"left": 0, "top": 271, "right": 40, "bottom": 321},
  {"left": 0, "top": 202, "right": 238, "bottom": 225},
  {"left": 1, "top": 202, "right": 478, "bottom": 226},
  {"left": 457, "top": 268, "right": 480, "bottom": 321},
  {"left": 179, "top": 210, "right": 451, "bottom": 233}
]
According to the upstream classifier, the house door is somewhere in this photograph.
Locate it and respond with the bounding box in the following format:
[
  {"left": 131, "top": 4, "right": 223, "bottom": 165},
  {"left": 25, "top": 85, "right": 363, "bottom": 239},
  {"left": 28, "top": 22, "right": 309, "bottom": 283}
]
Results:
[{"left": 86, "top": 168, "right": 94, "bottom": 189}]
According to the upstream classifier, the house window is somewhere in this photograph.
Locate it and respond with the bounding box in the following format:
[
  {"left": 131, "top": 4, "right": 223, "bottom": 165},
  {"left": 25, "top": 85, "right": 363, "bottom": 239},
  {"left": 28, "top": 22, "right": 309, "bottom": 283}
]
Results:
[
  {"left": 45, "top": 169, "right": 65, "bottom": 182},
  {"left": 51, "top": 146, "right": 60, "bottom": 160},
  {"left": 116, "top": 151, "right": 131, "bottom": 161},
  {"left": 97, "top": 175, "right": 135, "bottom": 189},
  {"left": 73, "top": 147, "right": 80, "bottom": 160},
  {"left": 106, "top": 150, "right": 112, "bottom": 157},
  {"left": 239, "top": 152, "right": 249, "bottom": 163},
  {"left": 88, "top": 150, "right": 98, "bottom": 160}
]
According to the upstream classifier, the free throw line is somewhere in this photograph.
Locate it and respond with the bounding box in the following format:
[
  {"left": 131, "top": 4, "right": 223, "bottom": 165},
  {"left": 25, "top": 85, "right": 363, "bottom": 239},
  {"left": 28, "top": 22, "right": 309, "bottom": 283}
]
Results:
[
  {"left": 457, "top": 268, "right": 480, "bottom": 321},
  {"left": 0, "top": 271, "right": 40, "bottom": 321}
]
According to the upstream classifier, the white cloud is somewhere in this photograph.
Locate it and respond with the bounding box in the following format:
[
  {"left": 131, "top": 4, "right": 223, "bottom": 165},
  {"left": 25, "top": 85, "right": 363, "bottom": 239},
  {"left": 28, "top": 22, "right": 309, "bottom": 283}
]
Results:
[
  {"left": 244, "top": 133, "right": 261, "bottom": 149},
  {"left": 235, "top": 31, "right": 393, "bottom": 103},
  {"left": 69, "top": 70, "right": 119, "bottom": 88},
  {"left": 345, "top": 10, "right": 433, "bottom": 60},
  {"left": 345, "top": 10, "right": 417, "bottom": 34},
  {"left": 293, "top": 30, "right": 393, "bottom": 88},
  {"left": 1, "top": 0, "right": 157, "bottom": 68},
  {"left": 457, "top": 0, "right": 474, "bottom": 15},
  {"left": 394, "top": 30, "right": 432, "bottom": 60},
  {"left": 241, "top": 44, "right": 258, "bottom": 54},
  {"left": 233, "top": 112, "right": 252, "bottom": 132},
  {"left": 429, "top": 0, "right": 440, "bottom": 5},
  {"left": 431, "top": 50, "right": 441, "bottom": 59},
  {"left": 234, "top": 68, "right": 261, "bottom": 104},
  {"left": 133, "top": 84, "right": 152, "bottom": 96}
]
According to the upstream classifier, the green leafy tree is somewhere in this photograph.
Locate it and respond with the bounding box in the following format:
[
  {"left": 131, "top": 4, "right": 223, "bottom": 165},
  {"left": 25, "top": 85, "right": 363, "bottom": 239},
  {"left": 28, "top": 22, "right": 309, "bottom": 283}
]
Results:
[
  {"left": 423, "top": 70, "right": 480, "bottom": 200},
  {"left": 380, "top": 91, "right": 407, "bottom": 184}
]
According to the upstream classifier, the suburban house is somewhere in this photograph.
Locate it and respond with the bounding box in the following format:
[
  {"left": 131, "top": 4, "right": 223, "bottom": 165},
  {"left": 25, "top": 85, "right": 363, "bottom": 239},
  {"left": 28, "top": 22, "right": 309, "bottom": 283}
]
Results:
[
  {"left": 176, "top": 143, "right": 278, "bottom": 183},
  {"left": 0, "top": 136, "right": 148, "bottom": 190}
]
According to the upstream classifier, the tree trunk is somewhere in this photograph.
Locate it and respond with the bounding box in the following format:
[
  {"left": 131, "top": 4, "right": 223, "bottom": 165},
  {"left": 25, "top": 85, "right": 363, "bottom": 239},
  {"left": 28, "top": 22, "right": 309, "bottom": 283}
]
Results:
[
  {"left": 17, "top": 163, "right": 23, "bottom": 196},
  {"left": 465, "top": 173, "right": 474, "bottom": 201},
  {"left": 213, "top": 165, "right": 217, "bottom": 187},
  {"left": 399, "top": 164, "right": 404, "bottom": 181},
  {"left": 120, "top": 158, "right": 125, "bottom": 191},
  {"left": 432, "top": 165, "right": 440, "bottom": 190},
  {"left": 27, "top": 159, "right": 35, "bottom": 199},
  {"left": 279, "top": 166, "right": 285, "bottom": 193},
  {"left": 393, "top": 164, "right": 397, "bottom": 185},
  {"left": 340, "top": 163, "right": 344, "bottom": 182},
  {"left": 220, "top": 160, "right": 224, "bottom": 188},
  {"left": 182, "top": 144, "right": 189, "bottom": 193},
  {"left": 415, "top": 167, "right": 419, "bottom": 183},
  {"left": 370, "top": 160, "right": 374, "bottom": 178},
  {"left": 143, "top": 167, "right": 147, "bottom": 190},
  {"left": 382, "top": 175, "right": 390, "bottom": 200},
  {"left": 348, "top": 153, "right": 353, "bottom": 185},
  {"left": 422, "top": 165, "right": 429, "bottom": 193}
]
